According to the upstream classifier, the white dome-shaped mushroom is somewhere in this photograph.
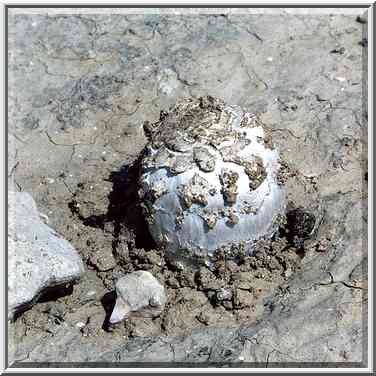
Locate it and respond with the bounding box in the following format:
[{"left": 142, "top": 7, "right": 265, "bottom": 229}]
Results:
[{"left": 139, "top": 96, "right": 286, "bottom": 263}]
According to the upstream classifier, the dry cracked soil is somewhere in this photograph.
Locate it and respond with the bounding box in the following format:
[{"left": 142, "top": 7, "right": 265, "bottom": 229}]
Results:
[{"left": 7, "top": 8, "right": 368, "bottom": 367}]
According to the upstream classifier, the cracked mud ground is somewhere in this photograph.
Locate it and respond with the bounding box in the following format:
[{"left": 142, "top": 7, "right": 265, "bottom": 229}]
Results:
[{"left": 8, "top": 9, "right": 367, "bottom": 366}]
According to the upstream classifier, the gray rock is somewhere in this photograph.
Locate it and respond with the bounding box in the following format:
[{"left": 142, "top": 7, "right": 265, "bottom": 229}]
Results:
[
  {"left": 109, "top": 271, "right": 166, "bottom": 324},
  {"left": 8, "top": 192, "right": 85, "bottom": 320}
]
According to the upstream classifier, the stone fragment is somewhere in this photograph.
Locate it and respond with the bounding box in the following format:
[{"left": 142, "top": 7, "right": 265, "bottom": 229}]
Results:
[
  {"left": 109, "top": 271, "right": 166, "bottom": 324},
  {"left": 8, "top": 192, "right": 85, "bottom": 320}
]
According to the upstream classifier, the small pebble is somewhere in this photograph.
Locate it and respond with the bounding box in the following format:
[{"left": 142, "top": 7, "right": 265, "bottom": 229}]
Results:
[
  {"left": 39, "top": 213, "right": 49, "bottom": 223},
  {"left": 330, "top": 47, "right": 345, "bottom": 55},
  {"left": 110, "top": 271, "right": 166, "bottom": 324}
]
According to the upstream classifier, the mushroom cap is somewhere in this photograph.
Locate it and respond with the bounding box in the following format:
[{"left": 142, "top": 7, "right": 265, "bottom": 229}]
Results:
[{"left": 139, "top": 96, "right": 286, "bottom": 263}]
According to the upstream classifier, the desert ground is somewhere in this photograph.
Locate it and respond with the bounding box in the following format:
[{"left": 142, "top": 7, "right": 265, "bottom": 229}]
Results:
[{"left": 7, "top": 8, "right": 368, "bottom": 366}]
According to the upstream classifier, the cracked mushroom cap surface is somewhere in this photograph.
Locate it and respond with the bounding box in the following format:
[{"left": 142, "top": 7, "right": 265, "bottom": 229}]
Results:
[{"left": 139, "top": 96, "right": 286, "bottom": 263}]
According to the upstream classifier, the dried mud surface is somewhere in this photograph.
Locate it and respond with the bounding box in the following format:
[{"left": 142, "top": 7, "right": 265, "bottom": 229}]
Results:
[{"left": 8, "top": 9, "right": 367, "bottom": 366}]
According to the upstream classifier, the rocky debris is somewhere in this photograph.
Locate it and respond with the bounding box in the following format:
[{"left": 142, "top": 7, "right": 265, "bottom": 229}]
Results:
[
  {"left": 8, "top": 192, "right": 85, "bottom": 320},
  {"left": 79, "top": 310, "right": 107, "bottom": 338},
  {"left": 161, "top": 288, "right": 231, "bottom": 335},
  {"left": 124, "top": 317, "right": 162, "bottom": 338},
  {"left": 87, "top": 250, "right": 117, "bottom": 272},
  {"left": 85, "top": 219, "right": 305, "bottom": 336},
  {"left": 233, "top": 289, "right": 254, "bottom": 309},
  {"left": 214, "top": 287, "right": 233, "bottom": 309},
  {"left": 109, "top": 271, "right": 167, "bottom": 324},
  {"left": 315, "top": 237, "right": 332, "bottom": 253},
  {"left": 139, "top": 96, "right": 286, "bottom": 263}
]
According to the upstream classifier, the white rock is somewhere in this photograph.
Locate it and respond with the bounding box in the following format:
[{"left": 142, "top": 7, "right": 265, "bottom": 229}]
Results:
[
  {"left": 8, "top": 192, "right": 85, "bottom": 320},
  {"left": 109, "top": 271, "right": 166, "bottom": 324}
]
